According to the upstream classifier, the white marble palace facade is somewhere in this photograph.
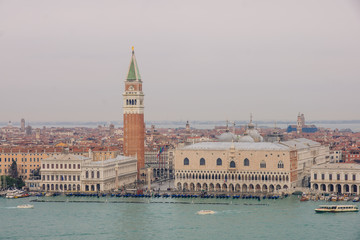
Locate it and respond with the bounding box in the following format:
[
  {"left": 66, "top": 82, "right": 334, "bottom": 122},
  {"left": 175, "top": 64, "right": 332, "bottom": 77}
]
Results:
[
  {"left": 40, "top": 154, "right": 137, "bottom": 192},
  {"left": 82, "top": 155, "right": 137, "bottom": 192},
  {"left": 311, "top": 163, "right": 360, "bottom": 194},
  {"left": 174, "top": 138, "right": 329, "bottom": 193}
]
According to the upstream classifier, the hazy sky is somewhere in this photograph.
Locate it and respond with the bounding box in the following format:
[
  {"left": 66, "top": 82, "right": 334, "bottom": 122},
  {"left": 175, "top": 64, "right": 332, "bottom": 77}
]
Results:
[{"left": 1, "top": 0, "right": 360, "bottom": 123}]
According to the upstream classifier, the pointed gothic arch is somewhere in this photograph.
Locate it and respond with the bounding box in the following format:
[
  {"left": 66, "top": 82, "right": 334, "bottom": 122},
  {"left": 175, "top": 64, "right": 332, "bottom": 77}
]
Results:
[{"left": 244, "top": 158, "right": 250, "bottom": 166}]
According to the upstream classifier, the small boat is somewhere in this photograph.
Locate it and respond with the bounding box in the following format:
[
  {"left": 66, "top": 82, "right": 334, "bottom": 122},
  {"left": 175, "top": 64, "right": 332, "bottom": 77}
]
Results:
[
  {"left": 17, "top": 204, "right": 34, "bottom": 209},
  {"left": 330, "top": 196, "right": 338, "bottom": 202},
  {"left": 315, "top": 205, "right": 359, "bottom": 213},
  {"left": 300, "top": 195, "right": 309, "bottom": 201},
  {"left": 197, "top": 210, "right": 215, "bottom": 215},
  {"left": 353, "top": 197, "right": 359, "bottom": 202},
  {"left": 6, "top": 190, "right": 29, "bottom": 199}
]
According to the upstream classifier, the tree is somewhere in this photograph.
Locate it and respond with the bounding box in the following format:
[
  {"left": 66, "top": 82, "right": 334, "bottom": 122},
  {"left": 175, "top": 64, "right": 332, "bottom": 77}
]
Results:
[
  {"left": 9, "top": 161, "right": 19, "bottom": 179},
  {"left": 0, "top": 175, "right": 24, "bottom": 189}
]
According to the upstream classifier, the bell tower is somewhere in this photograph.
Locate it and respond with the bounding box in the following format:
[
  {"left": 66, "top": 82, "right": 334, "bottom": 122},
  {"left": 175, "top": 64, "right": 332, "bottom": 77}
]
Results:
[{"left": 123, "top": 47, "right": 145, "bottom": 179}]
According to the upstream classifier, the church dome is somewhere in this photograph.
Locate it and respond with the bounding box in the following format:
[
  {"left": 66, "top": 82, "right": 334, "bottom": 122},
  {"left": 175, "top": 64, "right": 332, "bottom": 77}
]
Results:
[
  {"left": 216, "top": 132, "right": 237, "bottom": 142},
  {"left": 240, "top": 114, "right": 264, "bottom": 142},
  {"left": 238, "top": 135, "right": 255, "bottom": 142},
  {"left": 248, "top": 129, "right": 263, "bottom": 142}
]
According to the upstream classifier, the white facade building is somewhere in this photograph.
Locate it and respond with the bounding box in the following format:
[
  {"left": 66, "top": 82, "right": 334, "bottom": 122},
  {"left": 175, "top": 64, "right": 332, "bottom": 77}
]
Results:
[
  {"left": 39, "top": 153, "right": 137, "bottom": 192},
  {"left": 280, "top": 139, "right": 329, "bottom": 187},
  {"left": 82, "top": 155, "right": 137, "bottom": 192},
  {"left": 311, "top": 163, "right": 360, "bottom": 194},
  {"left": 329, "top": 150, "right": 342, "bottom": 163}
]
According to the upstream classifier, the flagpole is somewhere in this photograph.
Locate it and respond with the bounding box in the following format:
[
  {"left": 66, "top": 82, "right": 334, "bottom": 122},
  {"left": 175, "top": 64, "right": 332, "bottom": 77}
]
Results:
[
  {"left": 157, "top": 146, "right": 163, "bottom": 179},
  {"left": 157, "top": 151, "right": 161, "bottom": 178}
]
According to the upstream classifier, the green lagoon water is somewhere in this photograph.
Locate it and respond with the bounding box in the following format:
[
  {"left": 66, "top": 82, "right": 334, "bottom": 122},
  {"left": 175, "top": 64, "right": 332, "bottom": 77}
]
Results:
[{"left": 1, "top": 196, "right": 360, "bottom": 240}]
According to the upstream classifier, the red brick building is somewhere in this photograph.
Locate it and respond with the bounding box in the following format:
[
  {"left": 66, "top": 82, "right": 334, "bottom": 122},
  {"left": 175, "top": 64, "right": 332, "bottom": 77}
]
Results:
[
  {"left": 123, "top": 47, "right": 145, "bottom": 178},
  {"left": 343, "top": 147, "right": 360, "bottom": 163}
]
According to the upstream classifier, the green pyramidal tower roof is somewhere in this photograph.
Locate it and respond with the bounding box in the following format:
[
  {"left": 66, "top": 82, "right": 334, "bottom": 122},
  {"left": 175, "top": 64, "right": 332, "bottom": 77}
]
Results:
[{"left": 126, "top": 47, "right": 141, "bottom": 81}]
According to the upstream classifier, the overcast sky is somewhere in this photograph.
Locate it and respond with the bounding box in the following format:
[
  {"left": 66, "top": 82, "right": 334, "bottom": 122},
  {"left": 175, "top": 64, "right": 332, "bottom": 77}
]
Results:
[{"left": 1, "top": 0, "right": 360, "bottom": 123}]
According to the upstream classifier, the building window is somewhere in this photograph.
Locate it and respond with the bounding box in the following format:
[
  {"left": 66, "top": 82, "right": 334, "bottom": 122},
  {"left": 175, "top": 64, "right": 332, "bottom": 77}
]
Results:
[
  {"left": 260, "top": 160, "right": 266, "bottom": 168},
  {"left": 42, "top": 164, "right": 45, "bottom": 169},
  {"left": 230, "top": 161, "right": 236, "bottom": 168},
  {"left": 337, "top": 174, "right": 340, "bottom": 180},
  {"left": 60, "top": 164, "right": 63, "bottom": 169},
  {"left": 353, "top": 174, "right": 356, "bottom": 181},
  {"left": 200, "top": 158, "right": 205, "bottom": 166},
  {"left": 91, "top": 171, "right": 94, "bottom": 178},
  {"left": 97, "top": 171, "right": 100, "bottom": 178},
  {"left": 86, "top": 171, "right": 89, "bottom": 179},
  {"left": 184, "top": 158, "right": 189, "bottom": 165},
  {"left": 78, "top": 164, "right": 80, "bottom": 169},
  {"left": 314, "top": 174, "right": 317, "bottom": 180},
  {"left": 321, "top": 174, "right": 325, "bottom": 180},
  {"left": 69, "top": 164, "right": 71, "bottom": 169},
  {"left": 329, "top": 174, "right": 332, "bottom": 180},
  {"left": 345, "top": 174, "right": 348, "bottom": 181},
  {"left": 216, "top": 158, "right": 222, "bottom": 166},
  {"left": 277, "top": 161, "right": 284, "bottom": 168},
  {"left": 244, "top": 158, "right": 249, "bottom": 166}
]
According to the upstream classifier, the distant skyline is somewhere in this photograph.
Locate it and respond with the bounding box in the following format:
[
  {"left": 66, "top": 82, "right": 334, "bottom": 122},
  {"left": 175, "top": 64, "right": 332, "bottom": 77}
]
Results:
[{"left": 1, "top": 0, "right": 360, "bottom": 122}]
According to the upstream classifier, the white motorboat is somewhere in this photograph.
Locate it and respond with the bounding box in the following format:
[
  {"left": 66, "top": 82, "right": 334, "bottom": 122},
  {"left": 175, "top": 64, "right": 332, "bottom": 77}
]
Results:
[
  {"left": 17, "top": 204, "right": 34, "bottom": 209},
  {"left": 197, "top": 210, "right": 215, "bottom": 215}
]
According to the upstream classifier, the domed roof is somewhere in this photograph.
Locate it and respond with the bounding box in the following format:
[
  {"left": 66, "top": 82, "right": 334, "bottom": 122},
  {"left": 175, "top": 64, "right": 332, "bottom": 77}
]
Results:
[
  {"left": 216, "top": 132, "right": 237, "bottom": 142},
  {"left": 248, "top": 129, "right": 263, "bottom": 142},
  {"left": 238, "top": 135, "right": 255, "bottom": 142},
  {"left": 247, "top": 122, "right": 255, "bottom": 129}
]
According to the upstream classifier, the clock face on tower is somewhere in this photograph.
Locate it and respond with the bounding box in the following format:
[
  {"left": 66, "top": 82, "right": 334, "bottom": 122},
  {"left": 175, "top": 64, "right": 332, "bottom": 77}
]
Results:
[{"left": 128, "top": 85, "right": 134, "bottom": 91}]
